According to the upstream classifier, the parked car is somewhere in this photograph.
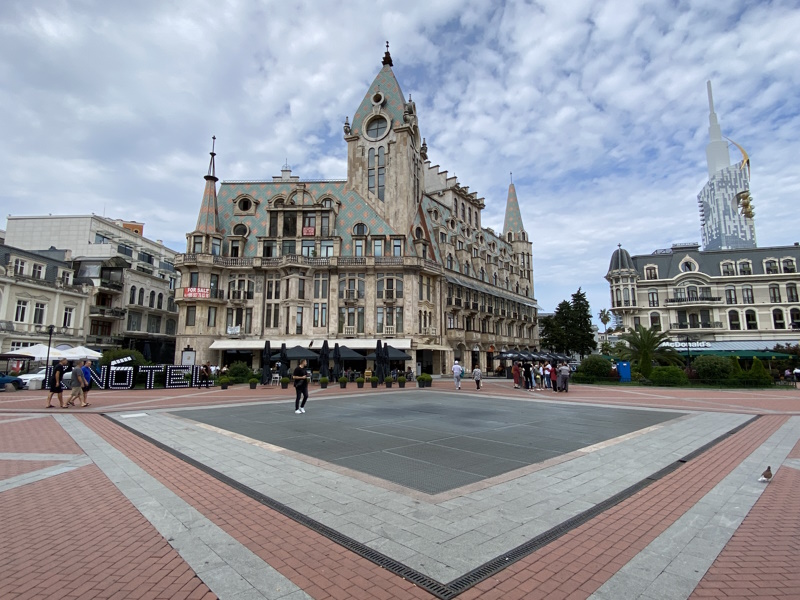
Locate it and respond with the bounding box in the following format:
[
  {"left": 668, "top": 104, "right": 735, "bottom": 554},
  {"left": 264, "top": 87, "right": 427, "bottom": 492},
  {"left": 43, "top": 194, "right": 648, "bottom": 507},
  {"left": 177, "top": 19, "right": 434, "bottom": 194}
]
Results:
[
  {"left": 0, "top": 372, "right": 24, "bottom": 390},
  {"left": 18, "top": 367, "right": 72, "bottom": 389}
]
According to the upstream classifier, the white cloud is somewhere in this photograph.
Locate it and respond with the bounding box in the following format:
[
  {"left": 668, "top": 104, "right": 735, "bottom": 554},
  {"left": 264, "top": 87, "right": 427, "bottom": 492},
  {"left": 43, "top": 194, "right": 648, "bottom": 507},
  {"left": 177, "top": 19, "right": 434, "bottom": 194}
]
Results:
[{"left": 0, "top": 0, "right": 798, "bottom": 325}]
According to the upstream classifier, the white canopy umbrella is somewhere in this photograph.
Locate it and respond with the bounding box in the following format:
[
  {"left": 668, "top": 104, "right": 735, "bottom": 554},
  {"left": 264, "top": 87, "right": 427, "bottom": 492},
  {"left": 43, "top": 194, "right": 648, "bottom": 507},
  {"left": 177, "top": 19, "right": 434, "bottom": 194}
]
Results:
[
  {"left": 61, "top": 346, "right": 103, "bottom": 360},
  {"left": 14, "top": 344, "right": 66, "bottom": 361}
]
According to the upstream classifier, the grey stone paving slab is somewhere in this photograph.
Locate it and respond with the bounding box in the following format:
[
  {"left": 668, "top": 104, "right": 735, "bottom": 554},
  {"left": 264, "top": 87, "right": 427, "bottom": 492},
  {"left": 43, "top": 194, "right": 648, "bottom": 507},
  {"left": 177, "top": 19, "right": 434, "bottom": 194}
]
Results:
[
  {"left": 590, "top": 416, "right": 800, "bottom": 600},
  {"left": 54, "top": 415, "right": 311, "bottom": 600},
  {"left": 110, "top": 403, "right": 754, "bottom": 583},
  {"left": 0, "top": 455, "right": 91, "bottom": 493}
]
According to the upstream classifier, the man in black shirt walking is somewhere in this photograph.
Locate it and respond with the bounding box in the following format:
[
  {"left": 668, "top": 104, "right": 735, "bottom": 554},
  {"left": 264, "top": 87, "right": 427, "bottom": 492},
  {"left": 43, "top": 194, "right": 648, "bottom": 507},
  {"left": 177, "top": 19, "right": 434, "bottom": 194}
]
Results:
[
  {"left": 293, "top": 359, "right": 309, "bottom": 414},
  {"left": 46, "top": 358, "right": 68, "bottom": 409}
]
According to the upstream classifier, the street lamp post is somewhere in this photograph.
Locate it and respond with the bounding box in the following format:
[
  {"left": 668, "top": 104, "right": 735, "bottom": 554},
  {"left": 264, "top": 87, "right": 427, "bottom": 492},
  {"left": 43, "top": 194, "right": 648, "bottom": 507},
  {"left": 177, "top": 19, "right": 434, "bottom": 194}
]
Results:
[{"left": 45, "top": 324, "right": 56, "bottom": 387}]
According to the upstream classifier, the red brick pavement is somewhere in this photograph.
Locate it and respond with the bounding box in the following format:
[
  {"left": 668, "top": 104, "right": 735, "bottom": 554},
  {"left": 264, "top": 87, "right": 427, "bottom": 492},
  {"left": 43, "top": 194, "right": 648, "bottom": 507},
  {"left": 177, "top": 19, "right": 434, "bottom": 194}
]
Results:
[
  {"left": 85, "top": 412, "right": 789, "bottom": 600},
  {"left": 0, "top": 459, "right": 62, "bottom": 480},
  {"left": 456, "top": 415, "right": 789, "bottom": 600},
  {"left": 2, "top": 380, "right": 799, "bottom": 415},
  {"left": 0, "top": 464, "right": 216, "bottom": 600},
  {"left": 84, "top": 414, "right": 435, "bottom": 600},
  {"left": 0, "top": 415, "right": 82, "bottom": 455},
  {"left": 690, "top": 438, "right": 800, "bottom": 599}
]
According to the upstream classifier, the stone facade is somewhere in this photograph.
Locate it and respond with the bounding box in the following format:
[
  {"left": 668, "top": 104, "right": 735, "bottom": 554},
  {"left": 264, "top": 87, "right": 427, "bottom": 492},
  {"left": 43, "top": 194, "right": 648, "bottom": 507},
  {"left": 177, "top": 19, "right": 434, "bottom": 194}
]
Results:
[
  {"left": 606, "top": 243, "right": 800, "bottom": 344},
  {"left": 174, "top": 50, "right": 538, "bottom": 373},
  {"left": 4, "top": 215, "right": 179, "bottom": 359},
  {"left": 0, "top": 244, "right": 89, "bottom": 353}
]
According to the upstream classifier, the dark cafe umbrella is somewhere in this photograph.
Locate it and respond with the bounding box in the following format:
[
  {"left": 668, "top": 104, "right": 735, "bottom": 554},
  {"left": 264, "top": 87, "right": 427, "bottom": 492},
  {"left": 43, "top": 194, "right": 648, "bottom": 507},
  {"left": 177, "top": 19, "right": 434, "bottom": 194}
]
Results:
[
  {"left": 279, "top": 343, "right": 289, "bottom": 378},
  {"left": 319, "top": 340, "right": 330, "bottom": 379},
  {"left": 331, "top": 343, "right": 342, "bottom": 380},
  {"left": 261, "top": 340, "right": 271, "bottom": 384}
]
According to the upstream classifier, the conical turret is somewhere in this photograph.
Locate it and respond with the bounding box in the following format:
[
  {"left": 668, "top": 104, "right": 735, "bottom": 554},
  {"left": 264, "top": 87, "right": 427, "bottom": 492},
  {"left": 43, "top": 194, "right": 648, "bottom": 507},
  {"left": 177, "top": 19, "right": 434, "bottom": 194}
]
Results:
[
  {"left": 502, "top": 181, "right": 525, "bottom": 239},
  {"left": 196, "top": 137, "right": 220, "bottom": 234}
]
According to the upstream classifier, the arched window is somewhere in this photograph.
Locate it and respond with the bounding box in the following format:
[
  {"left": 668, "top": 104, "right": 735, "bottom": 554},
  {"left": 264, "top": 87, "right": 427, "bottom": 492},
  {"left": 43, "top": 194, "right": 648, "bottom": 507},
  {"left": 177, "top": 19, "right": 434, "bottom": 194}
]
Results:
[
  {"left": 480, "top": 267, "right": 485, "bottom": 281},
  {"left": 745, "top": 309, "right": 757, "bottom": 330},
  {"left": 446, "top": 254, "right": 453, "bottom": 270},
  {"left": 615, "top": 289, "right": 622, "bottom": 305},
  {"left": 493, "top": 273, "right": 497, "bottom": 286},
  {"left": 515, "top": 282, "right": 519, "bottom": 294},
  {"left": 765, "top": 260, "right": 778, "bottom": 274},
  {"left": 725, "top": 286, "right": 737, "bottom": 304},
  {"left": 454, "top": 199, "right": 458, "bottom": 216},
  {"left": 138, "top": 288, "right": 144, "bottom": 305},
  {"left": 157, "top": 293, "right": 163, "bottom": 309},
  {"left": 728, "top": 310, "right": 741, "bottom": 330},
  {"left": 769, "top": 284, "right": 781, "bottom": 303},
  {"left": 507, "top": 232, "right": 513, "bottom": 242},
  {"left": 129, "top": 286, "right": 136, "bottom": 304},
  {"left": 368, "top": 149, "right": 375, "bottom": 196},
  {"left": 649, "top": 312, "right": 660, "bottom": 330},
  {"left": 783, "top": 259, "right": 796, "bottom": 273},
  {"left": 415, "top": 227, "right": 423, "bottom": 239},
  {"left": 623, "top": 288, "right": 630, "bottom": 303},
  {"left": 353, "top": 223, "right": 367, "bottom": 236},
  {"left": 149, "top": 291, "right": 155, "bottom": 308},
  {"left": 687, "top": 286, "right": 698, "bottom": 300},
  {"left": 505, "top": 277, "right": 509, "bottom": 289},
  {"left": 742, "top": 285, "right": 754, "bottom": 303},
  {"left": 773, "top": 309, "right": 786, "bottom": 329},
  {"left": 790, "top": 308, "right": 800, "bottom": 329},
  {"left": 463, "top": 261, "right": 470, "bottom": 276}
]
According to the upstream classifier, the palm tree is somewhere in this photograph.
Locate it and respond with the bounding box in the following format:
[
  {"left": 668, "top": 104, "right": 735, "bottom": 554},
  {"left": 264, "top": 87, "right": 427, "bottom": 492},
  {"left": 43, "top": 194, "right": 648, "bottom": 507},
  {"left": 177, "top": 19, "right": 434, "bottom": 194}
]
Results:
[
  {"left": 598, "top": 308, "right": 611, "bottom": 332},
  {"left": 616, "top": 326, "right": 684, "bottom": 378}
]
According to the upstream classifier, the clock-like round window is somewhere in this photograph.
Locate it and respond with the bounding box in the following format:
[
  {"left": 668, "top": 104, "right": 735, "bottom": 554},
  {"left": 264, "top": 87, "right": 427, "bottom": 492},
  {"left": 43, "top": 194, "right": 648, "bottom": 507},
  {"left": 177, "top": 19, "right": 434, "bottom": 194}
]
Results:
[
  {"left": 233, "top": 224, "right": 248, "bottom": 236},
  {"left": 238, "top": 198, "right": 252, "bottom": 211},
  {"left": 366, "top": 117, "right": 387, "bottom": 139},
  {"left": 681, "top": 261, "right": 696, "bottom": 272}
]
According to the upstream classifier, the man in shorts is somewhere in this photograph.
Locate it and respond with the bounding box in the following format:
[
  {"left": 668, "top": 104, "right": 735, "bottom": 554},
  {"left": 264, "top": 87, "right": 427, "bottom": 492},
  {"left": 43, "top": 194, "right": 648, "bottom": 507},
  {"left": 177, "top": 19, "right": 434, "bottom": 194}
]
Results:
[
  {"left": 67, "top": 363, "right": 88, "bottom": 407},
  {"left": 45, "top": 358, "right": 68, "bottom": 408},
  {"left": 81, "top": 360, "right": 94, "bottom": 406}
]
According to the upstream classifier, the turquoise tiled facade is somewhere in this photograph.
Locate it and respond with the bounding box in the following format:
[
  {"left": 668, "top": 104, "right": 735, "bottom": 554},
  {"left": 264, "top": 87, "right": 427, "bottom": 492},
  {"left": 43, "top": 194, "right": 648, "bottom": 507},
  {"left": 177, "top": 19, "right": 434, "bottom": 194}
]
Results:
[{"left": 176, "top": 50, "right": 539, "bottom": 374}]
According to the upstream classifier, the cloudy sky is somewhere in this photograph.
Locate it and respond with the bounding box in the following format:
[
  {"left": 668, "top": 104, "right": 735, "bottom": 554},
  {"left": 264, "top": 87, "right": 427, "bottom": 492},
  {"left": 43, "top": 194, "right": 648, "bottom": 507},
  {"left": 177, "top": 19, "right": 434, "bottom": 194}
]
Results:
[{"left": 2, "top": 0, "right": 799, "bottom": 323}]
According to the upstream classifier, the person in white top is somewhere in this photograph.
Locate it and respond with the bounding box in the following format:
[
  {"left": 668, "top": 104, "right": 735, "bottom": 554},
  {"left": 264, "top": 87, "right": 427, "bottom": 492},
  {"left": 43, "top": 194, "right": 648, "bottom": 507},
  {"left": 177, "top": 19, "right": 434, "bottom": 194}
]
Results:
[
  {"left": 544, "top": 362, "right": 552, "bottom": 389},
  {"left": 452, "top": 360, "right": 463, "bottom": 390}
]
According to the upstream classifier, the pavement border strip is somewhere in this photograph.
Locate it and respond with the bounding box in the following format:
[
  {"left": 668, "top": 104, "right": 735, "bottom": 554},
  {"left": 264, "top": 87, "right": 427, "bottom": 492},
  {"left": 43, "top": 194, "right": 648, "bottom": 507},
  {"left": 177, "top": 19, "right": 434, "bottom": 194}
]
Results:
[
  {"left": 57, "top": 414, "right": 311, "bottom": 600},
  {"left": 104, "top": 412, "right": 760, "bottom": 600},
  {"left": 0, "top": 455, "right": 92, "bottom": 493},
  {"left": 589, "top": 415, "right": 800, "bottom": 600}
]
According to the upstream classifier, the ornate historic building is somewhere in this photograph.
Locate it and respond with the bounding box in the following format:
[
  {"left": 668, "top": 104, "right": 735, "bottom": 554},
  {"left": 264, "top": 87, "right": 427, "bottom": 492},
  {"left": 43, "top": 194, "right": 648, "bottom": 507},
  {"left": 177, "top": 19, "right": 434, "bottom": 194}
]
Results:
[
  {"left": 607, "top": 242, "right": 800, "bottom": 346},
  {"left": 174, "top": 48, "right": 538, "bottom": 373}
]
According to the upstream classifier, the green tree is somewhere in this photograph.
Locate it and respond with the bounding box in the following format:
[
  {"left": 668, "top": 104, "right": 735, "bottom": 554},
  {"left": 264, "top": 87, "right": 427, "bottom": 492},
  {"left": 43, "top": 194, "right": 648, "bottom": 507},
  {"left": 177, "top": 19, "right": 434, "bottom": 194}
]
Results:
[
  {"left": 569, "top": 288, "right": 597, "bottom": 358},
  {"left": 598, "top": 308, "right": 612, "bottom": 332},
  {"left": 540, "top": 301, "right": 571, "bottom": 353},
  {"left": 600, "top": 341, "right": 613, "bottom": 355},
  {"left": 615, "top": 326, "right": 684, "bottom": 378}
]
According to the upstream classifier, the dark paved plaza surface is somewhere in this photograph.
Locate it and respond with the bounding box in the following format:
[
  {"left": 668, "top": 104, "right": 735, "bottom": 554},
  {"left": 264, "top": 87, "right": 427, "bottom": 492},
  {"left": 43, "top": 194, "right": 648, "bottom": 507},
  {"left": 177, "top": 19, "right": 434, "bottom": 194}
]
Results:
[{"left": 172, "top": 392, "right": 684, "bottom": 494}]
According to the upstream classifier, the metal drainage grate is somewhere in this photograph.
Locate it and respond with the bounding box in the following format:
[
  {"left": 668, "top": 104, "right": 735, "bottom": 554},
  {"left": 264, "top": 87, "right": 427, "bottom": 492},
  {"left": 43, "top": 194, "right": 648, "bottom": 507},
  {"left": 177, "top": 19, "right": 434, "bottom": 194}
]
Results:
[{"left": 104, "top": 413, "right": 759, "bottom": 599}]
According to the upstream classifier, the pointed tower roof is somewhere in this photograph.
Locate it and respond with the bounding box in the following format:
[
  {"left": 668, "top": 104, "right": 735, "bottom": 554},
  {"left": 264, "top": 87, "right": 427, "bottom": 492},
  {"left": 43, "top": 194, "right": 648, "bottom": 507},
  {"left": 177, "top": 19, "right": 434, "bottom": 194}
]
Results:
[
  {"left": 349, "top": 43, "right": 406, "bottom": 138},
  {"left": 502, "top": 180, "right": 525, "bottom": 236},
  {"left": 705, "top": 81, "right": 731, "bottom": 177},
  {"left": 195, "top": 137, "right": 220, "bottom": 234}
]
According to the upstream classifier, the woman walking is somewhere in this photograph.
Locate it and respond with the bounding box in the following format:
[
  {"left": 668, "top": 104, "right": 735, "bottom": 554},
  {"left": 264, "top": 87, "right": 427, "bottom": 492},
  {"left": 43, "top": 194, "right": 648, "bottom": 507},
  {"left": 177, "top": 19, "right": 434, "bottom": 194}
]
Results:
[
  {"left": 512, "top": 362, "right": 521, "bottom": 389},
  {"left": 472, "top": 364, "right": 482, "bottom": 390}
]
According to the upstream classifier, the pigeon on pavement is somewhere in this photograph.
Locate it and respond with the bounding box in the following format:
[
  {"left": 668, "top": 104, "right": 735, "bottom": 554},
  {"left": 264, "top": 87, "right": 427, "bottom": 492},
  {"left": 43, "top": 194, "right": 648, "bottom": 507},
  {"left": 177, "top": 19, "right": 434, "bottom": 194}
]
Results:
[{"left": 758, "top": 466, "right": 772, "bottom": 483}]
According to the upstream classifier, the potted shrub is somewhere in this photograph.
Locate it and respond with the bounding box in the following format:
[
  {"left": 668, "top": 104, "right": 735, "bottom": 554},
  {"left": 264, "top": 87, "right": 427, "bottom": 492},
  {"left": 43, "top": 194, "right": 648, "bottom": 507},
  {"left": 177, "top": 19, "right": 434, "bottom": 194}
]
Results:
[
  {"left": 219, "top": 376, "right": 231, "bottom": 390},
  {"left": 397, "top": 375, "right": 406, "bottom": 388},
  {"left": 417, "top": 375, "right": 425, "bottom": 387},
  {"left": 422, "top": 373, "right": 433, "bottom": 387},
  {"left": 320, "top": 376, "right": 329, "bottom": 389},
  {"left": 385, "top": 376, "right": 394, "bottom": 388},
  {"left": 248, "top": 377, "right": 258, "bottom": 390},
  {"left": 339, "top": 376, "right": 348, "bottom": 388},
  {"left": 280, "top": 376, "right": 290, "bottom": 389},
  {"left": 356, "top": 377, "right": 365, "bottom": 388},
  {"left": 370, "top": 376, "right": 379, "bottom": 388}
]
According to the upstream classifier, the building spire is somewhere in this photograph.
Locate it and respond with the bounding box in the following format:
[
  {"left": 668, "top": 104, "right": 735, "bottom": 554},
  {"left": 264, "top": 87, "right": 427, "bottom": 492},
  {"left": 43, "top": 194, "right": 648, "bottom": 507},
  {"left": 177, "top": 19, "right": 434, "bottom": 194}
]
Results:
[
  {"left": 705, "top": 80, "right": 731, "bottom": 177},
  {"left": 382, "top": 41, "right": 393, "bottom": 67},
  {"left": 502, "top": 181, "right": 525, "bottom": 237},
  {"left": 196, "top": 136, "right": 220, "bottom": 234}
]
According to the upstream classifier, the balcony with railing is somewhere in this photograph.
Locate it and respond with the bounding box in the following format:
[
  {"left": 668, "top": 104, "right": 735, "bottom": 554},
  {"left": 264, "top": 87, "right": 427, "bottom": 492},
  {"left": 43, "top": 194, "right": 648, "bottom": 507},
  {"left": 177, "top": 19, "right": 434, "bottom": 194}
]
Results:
[
  {"left": 99, "top": 279, "right": 123, "bottom": 292},
  {"left": 422, "top": 327, "right": 437, "bottom": 335},
  {"left": 89, "top": 306, "right": 127, "bottom": 319},
  {"left": 383, "top": 325, "right": 395, "bottom": 335},
  {"left": 343, "top": 325, "right": 355, "bottom": 336},
  {"left": 214, "top": 256, "right": 254, "bottom": 268},
  {"left": 665, "top": 296, "right": 722, "bottom": 305},
  {"left": 669, "top": 321, "right": 724, "bottom": 330}
]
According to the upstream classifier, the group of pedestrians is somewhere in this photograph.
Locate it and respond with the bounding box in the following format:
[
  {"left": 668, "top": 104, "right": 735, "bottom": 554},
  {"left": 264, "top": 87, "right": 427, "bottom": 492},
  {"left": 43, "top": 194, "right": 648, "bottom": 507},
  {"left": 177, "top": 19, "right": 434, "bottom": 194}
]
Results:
[
  {"left": 511, "top": 360, "right": 571, "bottom": 392},
  {"left": 45, "top": 358, "right": 95, "bottom": 409}
]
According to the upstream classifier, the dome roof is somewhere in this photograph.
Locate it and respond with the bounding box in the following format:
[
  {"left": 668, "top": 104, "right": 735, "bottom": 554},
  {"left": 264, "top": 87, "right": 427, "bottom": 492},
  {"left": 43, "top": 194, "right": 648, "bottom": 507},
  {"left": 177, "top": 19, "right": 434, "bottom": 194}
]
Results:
[{"left": 608, "top": 246, "right": 635, "bottom": 274}]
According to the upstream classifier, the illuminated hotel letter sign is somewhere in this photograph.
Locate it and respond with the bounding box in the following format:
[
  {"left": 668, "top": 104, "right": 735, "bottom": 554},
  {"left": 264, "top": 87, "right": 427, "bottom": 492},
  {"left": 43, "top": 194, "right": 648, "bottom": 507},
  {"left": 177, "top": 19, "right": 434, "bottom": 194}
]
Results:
[{"left": 47, "top": 359, "right": 205, "bottom": 390}]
